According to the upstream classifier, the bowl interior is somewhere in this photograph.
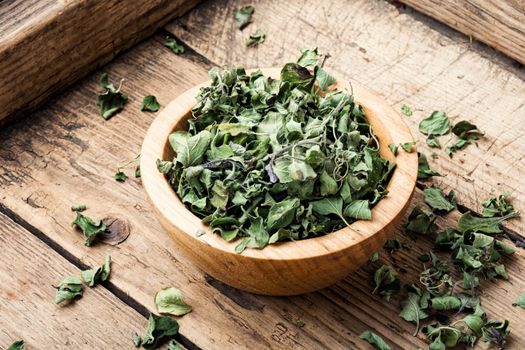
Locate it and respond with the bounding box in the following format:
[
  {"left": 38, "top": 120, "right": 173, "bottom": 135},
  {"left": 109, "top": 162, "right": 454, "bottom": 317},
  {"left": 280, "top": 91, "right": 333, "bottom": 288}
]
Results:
[{"left": 142, "top": 68, "right": 417, "bottom": 261}]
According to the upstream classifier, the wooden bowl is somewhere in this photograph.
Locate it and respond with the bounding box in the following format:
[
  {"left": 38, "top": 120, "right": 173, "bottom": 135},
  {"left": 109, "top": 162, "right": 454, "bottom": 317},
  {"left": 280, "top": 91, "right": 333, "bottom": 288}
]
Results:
[{"left": 141, "top": 68, "right": 418, "bottom": 296}]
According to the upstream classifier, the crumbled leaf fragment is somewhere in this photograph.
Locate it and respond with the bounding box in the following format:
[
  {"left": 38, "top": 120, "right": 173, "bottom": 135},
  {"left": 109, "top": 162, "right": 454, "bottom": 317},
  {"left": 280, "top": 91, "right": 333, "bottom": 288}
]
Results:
[
  {"left": 155, "top": 286, "right": 192, "bottom": 317},
  {"left": 132, "top": 332, "right": 142, "bottom": 347},
  {"left": 71, "top": 204, "right": 86, "bottom": 212},
  {"left": 360, "top": 330, "right": 391, "bottom": 350},
  {"left": 164, "top": 37, "right": 185, "bottom": 54},
  {"left": 418, "top": 152, "right": 441, "bottom": 180},
  {"left": 401, "top": 104, "right": 413, "bottom": 116},
  {"left": 372, "top": 265, "right": 400, "bottom": 301},
  {"left": 513, "top": 294, "right": 525, "bottom": 309},
  {"left": 96, "top": 73, "right": 128, "bottom": 120},
  {"left": 140, "top": 314, "right": 180, "bottom": 349},
  {"left": 246, "top": 29, "right": 265, "bottom": 47},
  {"left": 54, "top": 275, "right": 83, "bottom": 304},
  {"left": 234, "top": 5, "right": 255, "bottom": 29},
  {"left": 115, "top": 169, "right": 128, "bottom": 182},
  {"left": 82, "top": 255, "right": 111, "bottom": 287},
  {"left": 7, "top": 340, "right": 24, "bottom": 350},
  {"left": 141, "top": 95, "right": 161, "bottom": 112},
  {"left": 167, "top": 340, "right": 183, "bottom": 350},
  {"left": 400, "top": 141, "right": 416, "bottom": 153},
  {"left": 406, "top": 207, "right": 437, "bottom": 235},
  {"left": 72, "top": 212, "right": 107, "bottom": 246},
  {"left": 482, "top": 192, "right": 515, "bottom": 218}
]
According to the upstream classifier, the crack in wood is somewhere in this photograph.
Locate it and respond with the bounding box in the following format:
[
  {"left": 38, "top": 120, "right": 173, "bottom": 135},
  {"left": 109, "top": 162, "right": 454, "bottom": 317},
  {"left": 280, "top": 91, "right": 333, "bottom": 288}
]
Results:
[{"left": 0, "top": 201, "right": 203, "bottom": 350}]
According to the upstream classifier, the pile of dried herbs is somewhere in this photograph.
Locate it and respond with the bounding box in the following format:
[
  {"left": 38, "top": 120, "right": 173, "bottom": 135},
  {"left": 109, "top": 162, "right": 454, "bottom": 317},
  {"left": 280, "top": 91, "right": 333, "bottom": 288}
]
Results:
[{"left": 159, "top": 49, "right": 394, "bottom": 253}]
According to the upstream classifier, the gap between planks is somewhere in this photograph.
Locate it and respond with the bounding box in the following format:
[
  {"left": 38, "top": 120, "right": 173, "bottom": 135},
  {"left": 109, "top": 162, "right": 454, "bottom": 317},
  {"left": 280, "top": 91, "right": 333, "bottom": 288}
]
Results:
[{"left": 0, "top": 202, "right": 202, "bottom": 350}]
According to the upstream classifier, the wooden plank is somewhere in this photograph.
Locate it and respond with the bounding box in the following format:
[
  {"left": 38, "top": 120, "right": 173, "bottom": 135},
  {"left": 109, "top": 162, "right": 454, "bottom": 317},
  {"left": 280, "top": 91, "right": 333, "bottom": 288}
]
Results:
[
  {"left": 0, "top": 0, "right": 199, "bottom": 126},
  {"left": 398, "top": 0, "right": 525, "bottom": 65},
  {"left": 0, "top": 211, "right": 146, "bottom": 348},
  {"left": 2, "top": 35, "right": 406, "bottom": 349},
  {"left": 165, "top": 0, "right": 525, "bottom": 234},
  {"left": 0, "top": 31, "right": 524, "bottom": 349}
]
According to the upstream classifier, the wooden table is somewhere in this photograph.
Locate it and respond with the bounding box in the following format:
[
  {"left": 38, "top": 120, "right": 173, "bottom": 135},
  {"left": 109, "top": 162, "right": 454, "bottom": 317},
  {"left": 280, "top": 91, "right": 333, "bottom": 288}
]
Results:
[{"left": 1, "top": 0, "right": 524, "bottom": 349}]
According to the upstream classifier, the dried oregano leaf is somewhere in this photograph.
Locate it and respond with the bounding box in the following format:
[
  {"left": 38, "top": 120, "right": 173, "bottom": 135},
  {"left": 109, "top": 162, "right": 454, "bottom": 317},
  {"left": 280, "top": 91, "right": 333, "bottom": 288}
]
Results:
[{"left": 160, "top": 49, "right": 393, "bottom": 252}]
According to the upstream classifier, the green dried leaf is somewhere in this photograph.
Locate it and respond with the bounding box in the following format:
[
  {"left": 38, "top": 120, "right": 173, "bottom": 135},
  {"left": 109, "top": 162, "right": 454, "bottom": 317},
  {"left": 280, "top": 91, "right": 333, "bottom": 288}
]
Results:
[
  {"left": 169, "top": 130, "right": 212, "bottom": 167},
  {"left": 406, "top": 207, "right": 437, "bottom": 235},
  {"left": 423, "top": 187, "right": 456, "bottom": 212},
  {"left": 155, "top": 286, "right": 192, "bottom": 317},
  {"left": 96, "top": 73, "right": 127, "bottom": 120},
  {"left": 452, "top": 120, "right": 483, "bottom": 140},
  {"left": 344, "top": 199, "right": 372, "bottom": 220},
  {"left": 482, "top": 192, "right": 515, "bottom": 218},
  {"left": 54, "top": 275, "right": 83, "bottom": 304},
  {"left": 418, "top": 152, "right": 441, "bottom": 180},
  {"left": 430, "top": 296, "right": 462, "bottom": 311},
  {"left": 141, "top": 314, "right": 179, "bottom": 349},
  {"left": 373, "top": 265, "right": 400, "bottom": 301},
  {"left": 513, "top": 294, "right": 525, "bottom": 309},
  {"left": 132, "top": 332, "right": 142, "bottom": 347},
  {"left": 72, "top": 212, "right": 107, "bottom": 246},
  {"left": 164, "top": 37, "right": 185, "bottom": 54},
  {"left": 82, "top": 255, "right": 111, "bottom": 287},
  {"left": 400, "top": 292, "right": 429, "bottom": 336},
  {"left": 268, "top": 198, "right": 300, "bottom": 230},
  {"left": 7, "top": 340, "right": 24, "bottom": 350},
  {"left": 458, "top": 212, "right": 519, "bottom": 234},
  {"left": 419, "top": 111, "right": 450, "bottom": 136},
  {"left": 114, "top": 169, "right": 128, "bottom": 182},
  {"left": 388, "top": 143, "right": 398, "bottom": 156},
  {"left": 234, "top": 5, "right": 255, "bottom": 29},
  {"left": 401, "top": 104, "right": 413, "bottom": 116},
  {"left": 315, "top": 66, "right": 336, "bottom": 90},
  {"left": 141, "top": 95, "right": 161, "bottom": 112},
  {"left": 400, "top": 141, "right": 416, "bottom": 153},
  {"left": 359, "top": 330, "right": 391, "bottom": 350},
  {"left": 167, "top": 340, "right": 183, "bottom": 350},
  {"left": 246, "top": 29, "right": 265, "bottom": 47},
  {"left": 426, "top": 135, "right": 441, "bottom": 148}
]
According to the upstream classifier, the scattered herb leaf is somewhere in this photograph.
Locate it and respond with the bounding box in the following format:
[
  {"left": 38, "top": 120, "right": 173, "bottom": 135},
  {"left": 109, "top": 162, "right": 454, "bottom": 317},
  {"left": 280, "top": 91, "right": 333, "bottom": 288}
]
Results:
[
  {"left": 423, "top": 187, "right": 456, "bottom": 212},
  {"left": 513, "top": 294, "right": 525, "bottom": 309},
  {"left": 164, "top": 37, "right": 185, "bottom": 54},
  {"left": 115, "top": 169, "right": 128, "bottom": 182},
  {"left": 482, "top": 192, "right": 515, "bottom": 218},
  {"left": 82, "top": 255, "right": 111, "bottom": 287},
  {"left": 234, "top": 5, "right": 255, "bottom": 30},
  {"left": 373, "top": 265, "right": 400, "bottom": 301},
  {"left": 360, "top": 330, "right": 391, "bottom": 350},
  {"left": 142, "top": 95, "right": 161, "bottom": 112},
  {"left": 155, "top": 287, "right": 192, "bottom": 317},
  {"left": 418, "top": 152, "right": 441, "bottom": 180},
  {"left": 139, "top": 314, "right": 180, "bottom": 349},
  {"left": 7, "top": 340, "right": 24, "bottom": 350},
  {"left": 419, "top": 111, "right": 450, "bottom": 136},
  {"left": 246, "top": 29, "right": 265, "bottom": 47},
  {"left": 400, "top": 141, "right": 416, "bottom": 153},
  {"left": 401, "top": 104, "right": 413, "bottom": 117},
  {"left": 96, "top": 73, "right": 127, "bottom": 120},
  {"left": 54, "top": 275, "right": 83, "bottom": 304},
  {"left": 72, "top": 212, "right": 107, "bottom": 246}
]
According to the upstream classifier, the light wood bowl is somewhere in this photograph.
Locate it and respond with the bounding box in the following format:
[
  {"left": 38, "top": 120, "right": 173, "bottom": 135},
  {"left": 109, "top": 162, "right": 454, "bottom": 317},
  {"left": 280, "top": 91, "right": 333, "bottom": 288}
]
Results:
[{"left": 141, "top": 68, "right": 418, "bottom": 296}]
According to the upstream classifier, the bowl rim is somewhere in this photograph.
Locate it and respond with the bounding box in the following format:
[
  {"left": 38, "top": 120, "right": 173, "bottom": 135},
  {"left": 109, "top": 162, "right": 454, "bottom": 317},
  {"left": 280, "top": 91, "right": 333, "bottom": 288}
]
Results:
[{"left": 141, "top": 68, "right": 418, "bottom": 261}]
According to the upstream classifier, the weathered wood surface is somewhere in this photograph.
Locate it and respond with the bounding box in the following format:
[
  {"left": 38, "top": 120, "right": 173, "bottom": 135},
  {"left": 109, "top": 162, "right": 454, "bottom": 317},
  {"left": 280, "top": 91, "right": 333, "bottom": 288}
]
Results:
[
  {"left": 398, "top": 0, "right": 525, "bottom": 65},
  {"left": 0, "top": 211, "right": 147, "bottom": 349},
  {"left": 0, "top": 0, "right": 524, "bottom": 348},
  {"left": 166, "top": 0, "right": 525, "bottom": 235},
  {"left": 0, "top": 0, "right": 199, "bottom": 125}
]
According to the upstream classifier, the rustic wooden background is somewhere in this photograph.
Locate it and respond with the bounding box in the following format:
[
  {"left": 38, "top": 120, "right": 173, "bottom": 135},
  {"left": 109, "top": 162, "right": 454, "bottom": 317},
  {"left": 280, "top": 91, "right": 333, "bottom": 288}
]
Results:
[{"left": 1, "top": 0, "right": 524, "bottom": 349}]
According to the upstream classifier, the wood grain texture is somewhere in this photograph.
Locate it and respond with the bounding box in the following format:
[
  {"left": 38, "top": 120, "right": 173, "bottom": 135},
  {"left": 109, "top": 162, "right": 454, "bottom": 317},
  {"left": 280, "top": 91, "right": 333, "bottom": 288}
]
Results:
[
  {"left": 165, "top": 0, "right": 525, "bottom": 235},
  {"left": 0, "top": 0, "right": 199, "bottom": 125},
  {"left": 0, "top": 1, "right": 524, "bottom": 348},
  {"left": 141, "top": 68, "right": 418, "bottom": 295},
  {"left": 0, "top": 30, "right": 524, "bottom": 348},
  {"left": 0, "top": 211, "right": 146, "bottom": 349},
  {"left": 0, "top": 35, "right": 429, "bottom": 349},
  {"left": 398, "top": 0, "right": 525, "bottom": 64}
]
